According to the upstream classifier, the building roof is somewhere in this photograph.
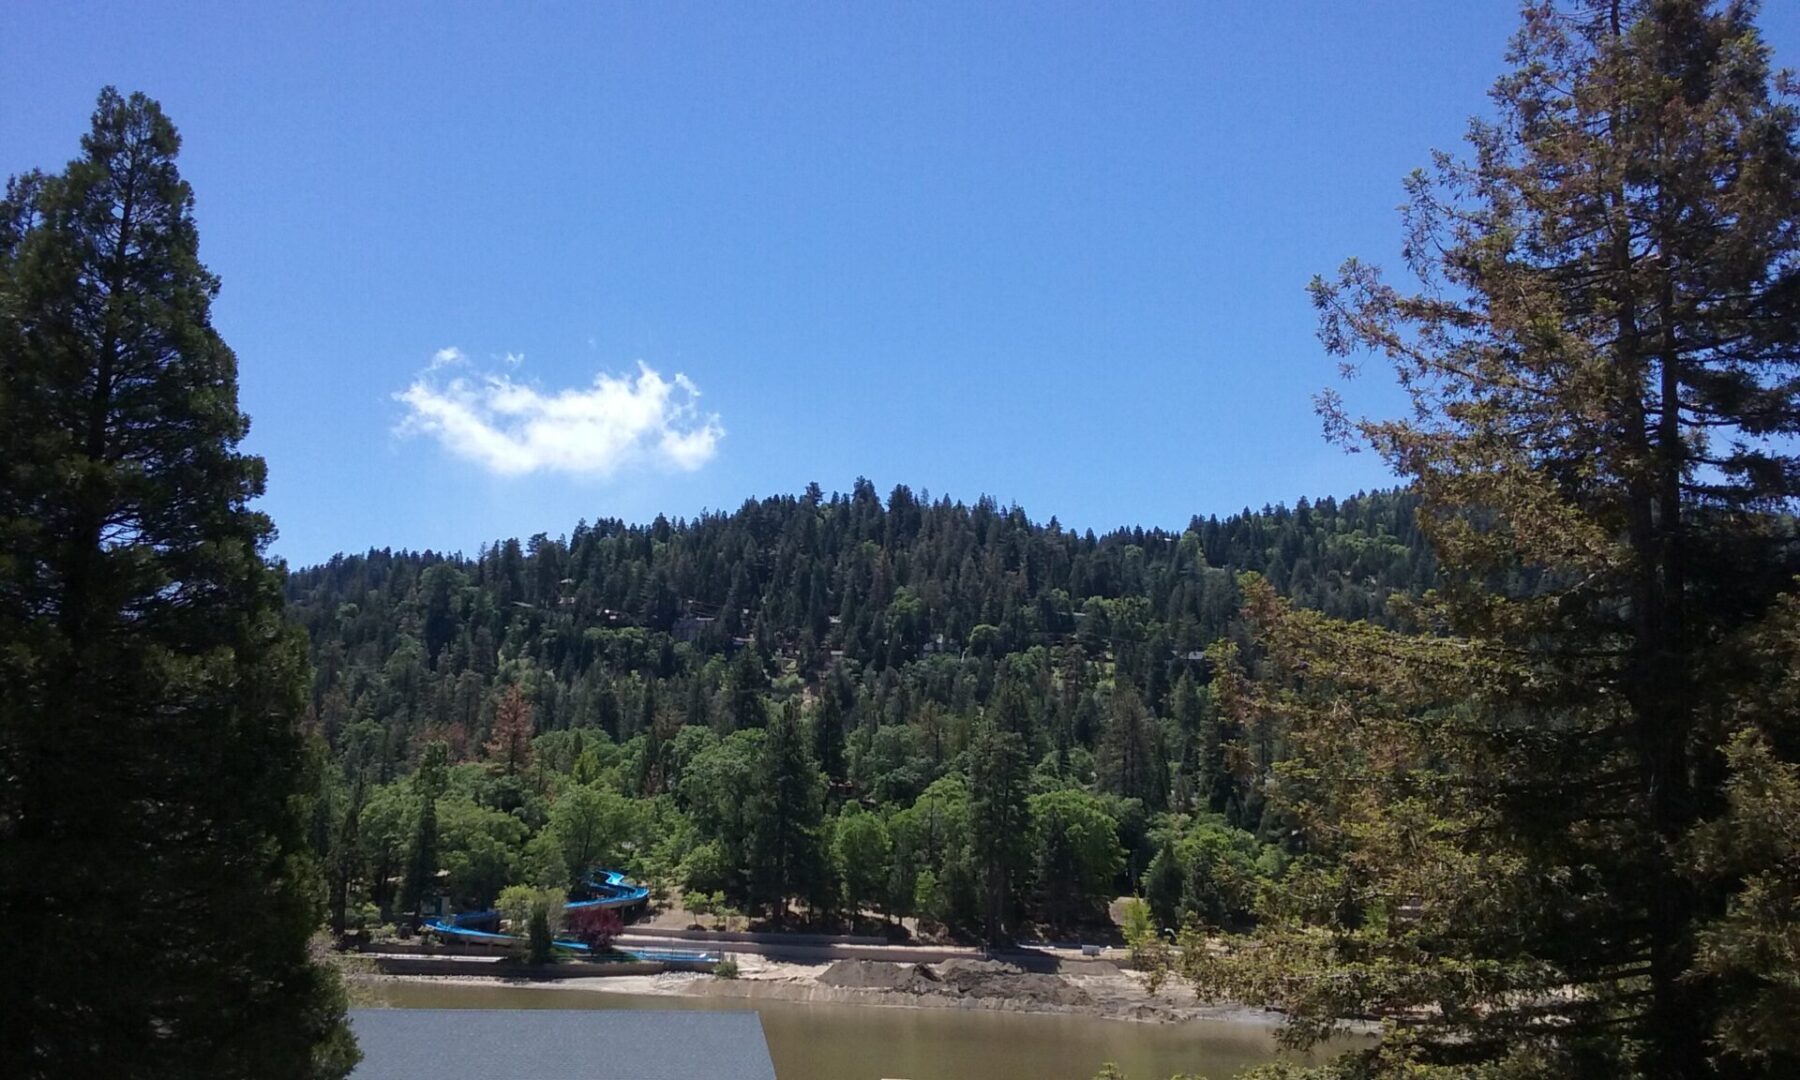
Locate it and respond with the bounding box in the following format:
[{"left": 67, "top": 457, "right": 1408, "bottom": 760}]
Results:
[{"left": 347, "top": 1009, "right": 777, "bottom": 1080}]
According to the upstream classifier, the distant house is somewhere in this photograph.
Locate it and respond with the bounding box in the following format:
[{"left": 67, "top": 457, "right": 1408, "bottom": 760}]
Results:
[
  {"left": 348, "top": 1009, "right": 776, "bottom": 1080},
  {"left": 673, "top": 614, "right": 716, "bottom": 643}
]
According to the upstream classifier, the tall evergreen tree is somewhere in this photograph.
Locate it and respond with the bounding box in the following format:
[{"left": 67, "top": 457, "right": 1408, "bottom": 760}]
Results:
[
  {"left": 745, "top": 701, "right": 825, "bottom": 926},
  {"left": 329, "top": 777, "right": 365, "bottom": 937},
  {"left": 967, "top": 711, "right": 1032, "bottom": 943},
  {"left": 485, "top": 683, "right": 534, "bottom": 775},
  {"left": 398, "top": 742, "right": 447, "bottom": 924},
  {"left": 724, "top": 647, "right": 770, "bottom": 733},
  {"left": 0, "top": 89, "right": 356, "bottom": 1077},
  {"left": 811, "top": 689, "right": 847, "bottom": 784},
  {"left": 1195, "top": 4, "right": 1800, "bottom": 1076},
  {"left": 1098, "top": 686, "right": 1167, "bottom": 811}
]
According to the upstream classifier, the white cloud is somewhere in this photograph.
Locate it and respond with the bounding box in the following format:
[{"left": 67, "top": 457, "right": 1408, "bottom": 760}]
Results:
[
  {"left": 429, "top": 346, "right": 468, "bottom": 369},
  {"left": 395, "top": 351, "right": 724, "bottom": 478}
]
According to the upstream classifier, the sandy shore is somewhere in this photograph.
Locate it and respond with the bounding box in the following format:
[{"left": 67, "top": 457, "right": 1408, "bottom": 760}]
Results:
[{"left": 351, "top": 953, "right": 1300, "bottom": 1028}]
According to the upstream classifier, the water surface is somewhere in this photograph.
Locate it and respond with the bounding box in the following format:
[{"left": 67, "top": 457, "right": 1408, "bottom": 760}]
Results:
[{"left": 366, "top": 979, "right": 1363, "bottom": 1079}]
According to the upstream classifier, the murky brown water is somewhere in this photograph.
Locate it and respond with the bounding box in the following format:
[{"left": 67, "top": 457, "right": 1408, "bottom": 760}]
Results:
[{"left": 364, "top": 979, "right": 1365, "bottom": 1079}]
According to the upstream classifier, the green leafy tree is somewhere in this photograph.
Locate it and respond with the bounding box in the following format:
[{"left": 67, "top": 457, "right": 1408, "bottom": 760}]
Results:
[
  {"left": 678, "top": 729, "right": 764, "bottom": 906},
  {"left": 0, "top": 89, "right": 355, "bottom": 1077},
  {"left": 1141, "top": 841, "right": 1185, "bottom": 932},
  {"left": 1147, "top": 815, "right": 1275, "bottom": 932},
  {"left": 436, "top": 797, "right": 526, "bottom": 909},
  {"left": 1200, "top": 3, "right": 1800, "bottom": 1075},
  {"left": 547, "top": 783, "right": 642, "bottom": 886},
  {"left": 889, "top": 776, "right": 979, "bottom": 930},
  {"left": 497, "top": 885, "right": 564, "bottom": 936},
  {"left": 1028, "top": 789, "right": 1124, "bottom": 931},
  {"left": 834, "top": 806, "right": 894, "bottom": 923},
  {"left": 355, "top": 782, "right": 413, "bottom": 921}
]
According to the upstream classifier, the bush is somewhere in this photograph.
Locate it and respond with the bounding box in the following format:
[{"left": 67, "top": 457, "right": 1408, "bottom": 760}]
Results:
[
  {"left": 527, "top": 899, "right": 556, "bottom": 965},
  {"left": 713, "top": 959, "right": 740, "bottom": 979},
  {"left": 566, "top": 905, "right": 623, "bottom": 952},
  {"left": 498, "top": 885, "right": 563, "bottom": 936}
]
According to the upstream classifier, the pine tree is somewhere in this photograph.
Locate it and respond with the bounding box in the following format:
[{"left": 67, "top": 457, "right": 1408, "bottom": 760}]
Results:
[
  {"left": 1098, "top": 686, "right": 1167, "bottom": 811},
  {"left": 329, "top": 778, "right": 365, "bottom": 936},
  {"left": 811, "top": 689, "right": 847, "bottom": 784},
  {"left": 0, "top": 89, "right": 356, "bottom": 1077},
  {"left": 1196, "top": 3, "right": 1800, "bottom": 1076},
  {"left": 398, "top": 742, "right": 447, "bottom": 924},
  {"left": 724, "top": 647, "right": 769, "bottom": 733},
  {"left": 485, "top": 683, "right": 534, "bottom": 775},
  {"left": 745, "top": 701, "right": 825, "bottom": 927},
  {"left": 968, "top": 699, "right": 1032, "bottom": 942}
]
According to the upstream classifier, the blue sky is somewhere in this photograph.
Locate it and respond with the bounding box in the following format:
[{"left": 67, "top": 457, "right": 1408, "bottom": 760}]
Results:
[{"left": 5, "top": 3, "right": 1797, "bottom": 568}]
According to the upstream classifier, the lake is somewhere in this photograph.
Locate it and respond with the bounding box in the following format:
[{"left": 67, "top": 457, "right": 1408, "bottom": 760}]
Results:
[{"left": 364, "top": 979, "right": 1363, "bottom": 1079}]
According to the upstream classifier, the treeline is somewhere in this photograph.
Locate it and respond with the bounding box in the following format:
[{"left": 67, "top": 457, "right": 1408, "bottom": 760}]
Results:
[{"left": 290, "top": 485, "right": 1429, "bottom": 940}]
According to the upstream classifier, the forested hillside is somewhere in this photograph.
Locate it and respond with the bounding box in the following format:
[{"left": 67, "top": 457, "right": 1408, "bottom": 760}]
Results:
[{"left": 289, "top": 483, "right": 1431, "bottom": 939}]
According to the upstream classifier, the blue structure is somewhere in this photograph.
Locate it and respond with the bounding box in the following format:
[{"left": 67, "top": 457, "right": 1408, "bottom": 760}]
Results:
[{"left": 422, "top": 869, "right": 719, "bottom": 963}]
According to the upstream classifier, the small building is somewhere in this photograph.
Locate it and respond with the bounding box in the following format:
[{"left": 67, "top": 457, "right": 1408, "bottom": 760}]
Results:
[
  {"left": 347, "top": 1009, "right": 777, "bottom": 1080},
  {"left": 673, "top": 614, "right": 716, "bottom": 643}
]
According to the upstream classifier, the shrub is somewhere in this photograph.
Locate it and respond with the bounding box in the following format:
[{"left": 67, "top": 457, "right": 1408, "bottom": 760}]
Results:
[
  {"left": 527, "top": 898, "right": 556, "bottom": 965},
  {"left": 566, "top": 905, "right": 624, "bottom": 953}
]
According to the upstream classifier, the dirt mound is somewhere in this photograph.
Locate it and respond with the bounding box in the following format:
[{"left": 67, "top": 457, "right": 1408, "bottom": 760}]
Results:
[
  {"left": 817, "top": 958, "right": 1090, "bottom": 1008},
  {"left": 818, "top": 960, "right": 940, "bottom": 993},
  {"left": 934, "top": 959, "right": 1091, "bottom": 1006}
]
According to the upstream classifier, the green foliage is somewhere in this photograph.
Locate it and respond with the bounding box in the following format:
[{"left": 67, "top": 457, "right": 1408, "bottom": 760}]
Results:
[
  {"left": 398, "top": 742, "right": 447, "bottom": 920},
  {"left": 291, "top": 478, "right": 1433, "bottom": 943},
  {"left": 0, "top": 89, "right": 354, "bottom": 1077},
  {"left": 891, "top": 776, "right": 980, "bottom": 931},
  {"left": 546, "top": 783, "right": 644, "bottom": 887},
  {"left": 968, "top": 716, "right": 1033, "bottom": 941},
  {"left": 436, "top": 797, "right": 527, "bottom": 909},
  {"left": 496, "top": 885, "right": 564, "bottom": 939},
  {"left": 1194, "top": 3, "right": 1800, "bottom": 1076},
  {"left": 1028, "top": 789, "right": 1124, "bottom": 930},
  {"left": 833, "top": 806, "right": 894, "bottom": 921},
  {"left": 1142, "top": 814, "right": 1281, "bottom": 932},
  {"left": 744, "top": 701, "right": 826, "bottom": 925},
  {"left": 526, "top": 898, "right": 555, "bottom": 965}
]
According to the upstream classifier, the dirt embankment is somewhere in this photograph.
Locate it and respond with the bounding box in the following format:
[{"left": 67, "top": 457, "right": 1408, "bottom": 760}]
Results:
[
  {"left": 818, "top": 958, "right": 1094, "bottom": 1008},
  {"left": 641, "top": 954, "right": 1281, "bottom": 1025}
]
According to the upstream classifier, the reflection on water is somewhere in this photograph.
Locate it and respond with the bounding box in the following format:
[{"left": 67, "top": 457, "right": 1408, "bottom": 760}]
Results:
[{"left": 363, "top": 979, "right": 1365, "bottom": 1080}]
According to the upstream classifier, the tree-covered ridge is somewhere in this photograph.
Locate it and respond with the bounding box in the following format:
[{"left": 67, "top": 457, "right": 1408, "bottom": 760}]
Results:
[
  {"left": 290, "top": 484, "right": 1428, "bottom": 774},
  {"left": 287, "top": 485, "right": 1430, "bottom": 940}
]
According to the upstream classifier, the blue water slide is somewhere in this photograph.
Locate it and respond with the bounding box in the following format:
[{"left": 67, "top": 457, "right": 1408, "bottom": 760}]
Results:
[
  {"left": 421, "top": 869, "right": 716, "bottom": 963},
  {"left": 564, "top": 869, "right": 651, "bottom": 911}
]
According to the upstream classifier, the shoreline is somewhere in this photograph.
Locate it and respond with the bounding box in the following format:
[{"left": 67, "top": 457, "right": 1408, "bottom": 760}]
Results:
[{"left": 347, "top": 954, "right": 1307, "bottom": 1029}]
